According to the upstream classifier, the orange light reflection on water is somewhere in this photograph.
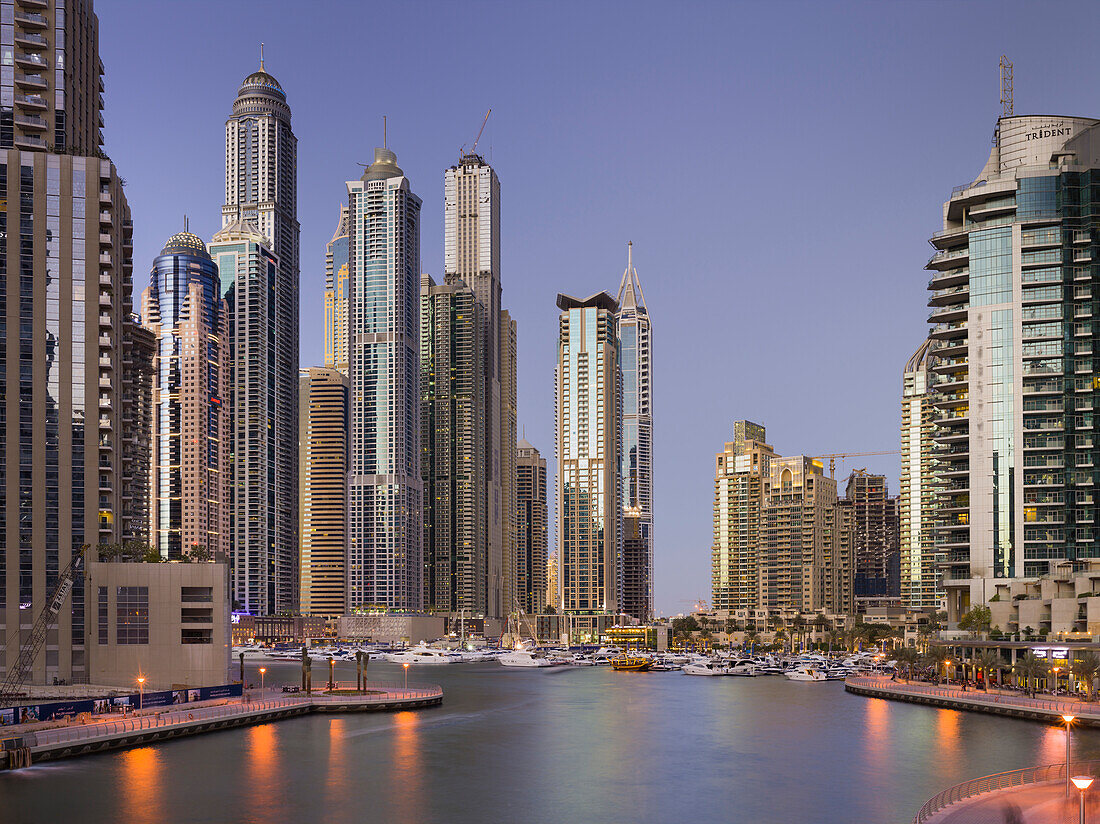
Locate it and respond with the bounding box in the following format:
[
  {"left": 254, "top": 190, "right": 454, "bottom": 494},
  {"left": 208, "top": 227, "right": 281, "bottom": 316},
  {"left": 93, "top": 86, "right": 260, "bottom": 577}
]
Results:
[
  {"left": 326, "top": 718, "right": 347, "bottom": 799},
  {"left": 119, "top": 746, "right": 164, "bottom": 824},
  {"left": 244, "top": 724, "right": 279, "bottom": 820},
  {"left": 1039, "top": 723, "right": 1067, "bottom": 767},
  {"left": 390, "top": 711, "right": 422, "bottom": 824},
  {"left": 864, "top": 697, "right": 889, "bottom": 759}
]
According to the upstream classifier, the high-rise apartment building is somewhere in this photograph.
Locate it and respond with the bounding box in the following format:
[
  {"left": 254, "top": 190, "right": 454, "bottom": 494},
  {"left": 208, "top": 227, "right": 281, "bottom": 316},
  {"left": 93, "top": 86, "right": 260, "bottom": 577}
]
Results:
[
  {"left": 712, "top": 423, "right": 853, "bottom": 615},
  {"left": 926, "top": 114, "right": 1100, "bottom": 622},
  {"left": 220, "top": 60, "right": 299, "bottom": 614},
  {"left": 546, "top": 553, "right": 559, "bottom": 612},
  {"left": 516, "top": 438, "right": 548, "bottom": 614},
  {"left": 712, "top": 421, "right": 772, "bottom": 611},
  {"left": 208, "top": 221, "right": 281, "bottom": 614},
  {"left": 900, "top": 339, "right": 941, "bottom": 609},
  {"left": 847, "top": 473, "right": 900, "bottom": 599},
  {"left": 443, "top": 153, "right": 516, "bottom": 619},
  {"left": 142, "top": 232, "right": 229, "bottom": 562},
  {"left": 347, "top": 147, "right": 423, "bottom": 611},
  {"left": 0, "top": 0, "right": 142, "bottom": 685},
  {"left": 617, "top": 243, "right": 653, "bottom": 622},
  {"left": 298, "top": 367, "right": 349, "bottom": 618},
  {"left": 556, "top": 292, "right": 621, "bottom": 621},
  {"left": 324, "top": 206, "right": 350, "bottom": 374},
  {"left": 420, "top": 274, "right": 487, "bottom": 613}
]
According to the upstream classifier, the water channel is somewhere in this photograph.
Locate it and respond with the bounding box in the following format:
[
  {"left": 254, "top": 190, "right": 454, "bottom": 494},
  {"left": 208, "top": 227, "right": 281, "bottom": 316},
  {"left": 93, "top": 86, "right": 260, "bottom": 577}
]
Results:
[{"left": 2, "top": 660, "right": 1094, "bottom": 823}]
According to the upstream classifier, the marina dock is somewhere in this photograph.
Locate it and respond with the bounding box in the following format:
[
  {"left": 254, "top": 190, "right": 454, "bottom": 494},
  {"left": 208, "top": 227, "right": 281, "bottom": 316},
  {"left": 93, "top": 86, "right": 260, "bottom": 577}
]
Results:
[{"left": 0, "top": 681, "right": 442, "bottom": 770}]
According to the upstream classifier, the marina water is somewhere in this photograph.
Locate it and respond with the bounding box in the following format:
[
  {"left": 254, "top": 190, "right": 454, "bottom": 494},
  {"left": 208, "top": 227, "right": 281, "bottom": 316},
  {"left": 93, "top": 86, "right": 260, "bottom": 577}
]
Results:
[{"left": 1, "top": 659, "right": 1094, "bottom": 823}]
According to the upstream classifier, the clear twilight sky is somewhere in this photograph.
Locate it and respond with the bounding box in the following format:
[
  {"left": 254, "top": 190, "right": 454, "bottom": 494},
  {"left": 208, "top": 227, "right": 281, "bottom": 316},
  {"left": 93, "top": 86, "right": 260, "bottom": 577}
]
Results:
[{"left": 96, "top": 0, "right": 1092, "bottom": 616}]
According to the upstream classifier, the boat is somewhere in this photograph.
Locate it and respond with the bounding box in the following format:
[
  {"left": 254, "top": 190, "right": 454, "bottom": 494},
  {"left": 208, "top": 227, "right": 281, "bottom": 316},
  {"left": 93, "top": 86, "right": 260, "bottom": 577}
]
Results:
[
  {"left": 382, "top": 644, "right": 463, "bottom": 665},
  {"left": 499, "top": 649, "right": 555, "bottom": 668},
  {"left": 682, "top": 661, "right": 729, "bottom": 676},
  {"left": 785, "top": 666, "right": 828, "bottom": 682},
  {"left": 728, "top": 660, "right": 757, "bottom": 677},
  {"left": 610, "top": 654, "right": 651, "bottom": 672}
]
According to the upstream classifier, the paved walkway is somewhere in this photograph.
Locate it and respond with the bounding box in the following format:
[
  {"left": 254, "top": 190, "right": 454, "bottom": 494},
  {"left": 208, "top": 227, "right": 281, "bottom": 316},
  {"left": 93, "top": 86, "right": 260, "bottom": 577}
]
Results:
[{"left": 927, "top": 780, "right": 1096, "bottom": 823}]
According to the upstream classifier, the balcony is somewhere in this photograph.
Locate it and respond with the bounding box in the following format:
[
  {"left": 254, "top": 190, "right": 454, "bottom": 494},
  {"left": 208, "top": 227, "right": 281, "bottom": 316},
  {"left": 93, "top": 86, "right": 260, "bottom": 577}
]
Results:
[
  {"left": 930, "top": 373, "right": 968, "bottom": 392},
  {"left": 14, "top": 112, "right": 46, "bottom": 131},
  {"left": 14, "top": 93, "right": 46, "bottom": 112},
  {"left": 14, "top": 71, "right": 46, "bottom": 90},
  {"left": 928, "top": 268, "right": 970, "bottom": 290},
  {"left": 929, "top": 224, "right": 970, "bottom": 248},
  {"left": 99, "top": 253, "right": 113, "bottom": 268},
  {"left": 928, "top": 303, "right": 969, "bottom": 323},
  {"left": 99, "top": 273, "right": 113, "bottom": 289},
  {"left": 18, "top": 0, "right": 50, "bottom": 9},
  {"left": 14, "top": 52, "right": 47, "bottom": 72},
  {"left": 1023, "top": 379, "right": 1063, "bottom": 395},
  {"left": 927, "top": 248, "right": 971, "bottom": 270},
  {"left": 930, "top": 320, "right": 968, "bottom": 340},
  {"left": 12, "top": 134, "right": 46, "bottom": 150},
  {"left": 14, "top": 10, "right": 48, "bottom": 28},
  {"left": 929, "top": 283, "right": 970, "bottom": 306},
  {"left": 969, "top": 197, "right": 1017, "bottom": 218},
  {"left": 932, "top": 390, "right": 969, "bottom": 408},
  {"left": 99, "top": 210, "right": 111, "bottom": 225}
]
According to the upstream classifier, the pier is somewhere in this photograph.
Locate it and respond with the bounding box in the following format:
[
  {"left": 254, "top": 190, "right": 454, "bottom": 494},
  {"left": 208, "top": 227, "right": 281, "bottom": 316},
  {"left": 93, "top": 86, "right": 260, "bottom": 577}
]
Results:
[
  {"left": 0, "top": 680, "right": 442, "bottom": 770},
  {"left": 845, "top": 674, "right": 1100, "bottom": 726}
]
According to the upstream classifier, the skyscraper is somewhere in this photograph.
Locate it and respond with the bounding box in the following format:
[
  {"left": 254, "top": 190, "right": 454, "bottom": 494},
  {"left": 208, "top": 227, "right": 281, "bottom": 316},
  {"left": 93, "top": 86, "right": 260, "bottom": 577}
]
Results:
[
  {"left": 900, "top": 339, "right": 941, "bottom": 609},
  {"left": 443, "top": 152, "right": 514, "bottom": 618},
  {"left": 347, "top": 147, "right": 423, "bottom": 611},
  {"left": 208, "top": 221, "right": 281, "bottom": 614},
  {"left": 142, "top": 232, "right": 229, "bottom": 562},
  {"left": 712, "top": 423, "right": 854, "bottom": 615},
  {"left": 220, "top": 58, "right": 299, "bottom": 615},
  {"left": 847, "top": 473, "right": 901, "bottom": 599},
  {"left": 421, "top": 274, "right": 487, "bottom": 614},
  {"left": 617, "top": 242, "right": 653, "bottom": 622},
  {"left": 926, "top": 114, "right": 1100, "bottom": 622},
  {"left": 516, "top": 438, "right": 548, "bottom": 614},
  {"left": 298, "top": 367, "right": 349, "bottom": 618},
  {"left": 556, "top": 292, "right": 622, "bottom": 626},
  {"left": 324, "top": 206, "right": 350, "bottom": 374},
  {"left": 0, "top": 0, "right": 142, "bottom": 685}
]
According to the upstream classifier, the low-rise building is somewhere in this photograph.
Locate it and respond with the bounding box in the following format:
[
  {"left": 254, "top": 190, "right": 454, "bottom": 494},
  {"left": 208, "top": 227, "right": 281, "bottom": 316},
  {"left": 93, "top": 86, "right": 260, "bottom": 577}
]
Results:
[
  {"left": 231, "top": 614, "right": 328, "bottom": 645},
  {"left": 86, "top": 561, "right": 230, "bottom": 690},
  {"left": 983, "top": 565, "right": 1100, "bottom": 639},
  {"left": 337, "top": 614, "right": 446, "bottom": 645}
]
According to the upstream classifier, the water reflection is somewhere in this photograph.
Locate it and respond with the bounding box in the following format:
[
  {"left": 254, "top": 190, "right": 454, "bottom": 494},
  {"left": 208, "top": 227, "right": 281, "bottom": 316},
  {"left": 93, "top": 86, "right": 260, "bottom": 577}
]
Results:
[
  {"left": 864, "top": 696, "right": 889, "bottom": 759},
  {"left": 244, "top": 724, "right": 279, "bottom": 821},
  {"left": 935, "top": 708, "right": 962, "bottom": 776},
  {"left": 326, "top": 718, "right": 347, "bottom": 802},
  {"left": 390, "top": 711, "right": 422, "bottom": 824},
  {"left": 118, "top": 747, "right": 164, "bottom": 824}
]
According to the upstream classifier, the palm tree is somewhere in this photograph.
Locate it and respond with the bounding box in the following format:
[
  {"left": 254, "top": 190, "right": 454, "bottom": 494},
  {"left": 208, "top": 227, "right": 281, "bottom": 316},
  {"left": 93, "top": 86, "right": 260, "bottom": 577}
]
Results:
[
  {"left": 1072, "top": 651, "right": 1100, "bottom": 701},
  {"left": 1014, "top": 652, "right": 1049, "bottom": 698},
  {"left": 894, "top": 647, "right": 919, "bottom": 682},
  {"left": 973, "top": 651, "right": 1002, "bottom": 691}
]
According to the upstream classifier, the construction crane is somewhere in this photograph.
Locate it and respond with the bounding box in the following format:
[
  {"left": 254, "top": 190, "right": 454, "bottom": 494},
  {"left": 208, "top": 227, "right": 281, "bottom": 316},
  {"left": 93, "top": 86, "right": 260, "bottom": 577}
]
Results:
[
  {"left": 460, "top": 108, "right": 492, "bottom": 158},
  {"left": 814, "top": 451, "right": 901, "bottom": 479},
  {"left": 0, "top": 545, "right": 87, "bottom": 703}
]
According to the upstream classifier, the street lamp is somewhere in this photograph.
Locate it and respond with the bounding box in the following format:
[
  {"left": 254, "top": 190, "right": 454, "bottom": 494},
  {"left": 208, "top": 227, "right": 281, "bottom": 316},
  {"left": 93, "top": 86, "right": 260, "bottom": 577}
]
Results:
[
  {"left": 944, "top": 659, "right": 951, "bottom": 686},
  {"left": 259, "top": 667, "right": 266, "bottom": 693},
  {"left": 1064, "top": 714, "right": 1077, "bottom": 797},
  {"left": 1072, "top": 775, "right": 1093, "bottom": 824},
  {"left": 403, "top": 662, "right": 409, "bottom": 690},
  {"left": 136, "top": 676, "right": 145, "bottom": 710}
]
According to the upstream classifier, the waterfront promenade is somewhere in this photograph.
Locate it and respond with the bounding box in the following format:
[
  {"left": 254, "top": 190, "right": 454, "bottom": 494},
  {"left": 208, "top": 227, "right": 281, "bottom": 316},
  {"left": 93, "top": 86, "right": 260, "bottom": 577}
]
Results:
[
  {"left": 0, "top": 680, "right": 442, "bottom": 769},
  {"left": 845, "top": 675, "right": 1100, "bottom": 726}
]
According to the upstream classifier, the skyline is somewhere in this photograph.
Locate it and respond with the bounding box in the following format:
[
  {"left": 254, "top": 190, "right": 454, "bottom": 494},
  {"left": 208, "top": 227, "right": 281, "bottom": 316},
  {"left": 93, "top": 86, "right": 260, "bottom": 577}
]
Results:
[{"left": 94, "top": 0, "right": 1087, "bottom": 614}]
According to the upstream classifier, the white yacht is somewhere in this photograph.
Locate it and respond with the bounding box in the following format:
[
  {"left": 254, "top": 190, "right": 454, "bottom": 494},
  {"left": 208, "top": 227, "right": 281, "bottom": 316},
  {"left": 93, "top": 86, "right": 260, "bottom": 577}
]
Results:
[
  {"left": 382, "top": 644, "right": 463, "bottom": 665},
  {"left": 728, "top": 660, "right": 757, "bottom": 677},
  {"left": 785, "top": 666, "right": 828, "bottom": 682},
  {"left": 499, "top": 649, "right": 555, "bottom": 668},
  {"left": 683, "top": 661, "right": 729, "bottom": 676}
]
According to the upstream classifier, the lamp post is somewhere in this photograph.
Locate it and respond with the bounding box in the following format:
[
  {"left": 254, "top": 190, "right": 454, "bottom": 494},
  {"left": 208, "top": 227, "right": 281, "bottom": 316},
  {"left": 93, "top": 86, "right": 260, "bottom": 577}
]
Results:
[
  {"left": 944, "top": 659, "right": 951, "bottom": 687},
  {"left": 403, "top": 662, "right": 409, "bottom": 691},
  {"left": 329, "top": 658, "right": 335, "bottom": 691},
  {"left": 1072, "top": 775, "right": 1093, "bottom": 824},
  {"left": 1064, "top": 714, "right": 1077, "bottom": 797},
  {"left": 259, "top": 667, "right": 266, "bottom": 693},
  {"left": 137, "top": 676, "right": 145, "bottom": 710}
]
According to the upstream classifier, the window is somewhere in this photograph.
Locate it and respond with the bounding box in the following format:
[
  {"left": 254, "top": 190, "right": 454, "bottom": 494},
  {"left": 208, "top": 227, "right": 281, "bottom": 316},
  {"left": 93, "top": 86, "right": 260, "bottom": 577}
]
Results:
[
  {"left": 116, "top": 586, "right": 148, "bottom": 645},
  {"left": 181, "top": 586, "right": 213, "bottom": 603},
  {"left": 98, "top": 586, "right": 108, "bottom": 645},
  {"left": 182, "top": 628, "right": 213, "bottom": 645}
]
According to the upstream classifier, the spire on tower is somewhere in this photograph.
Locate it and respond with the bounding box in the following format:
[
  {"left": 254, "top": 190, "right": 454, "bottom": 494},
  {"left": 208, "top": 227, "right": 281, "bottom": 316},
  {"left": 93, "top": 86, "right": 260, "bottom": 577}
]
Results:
[
  {"left": 260, "top": 42, "right": 265, "bottom": 71},
  {"left": 616, "top": 241, "right": 648, "bottom": 314}
]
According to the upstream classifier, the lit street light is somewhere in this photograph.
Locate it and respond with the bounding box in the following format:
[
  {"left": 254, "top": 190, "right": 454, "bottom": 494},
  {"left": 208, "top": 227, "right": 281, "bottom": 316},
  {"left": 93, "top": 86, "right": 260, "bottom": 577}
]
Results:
[
  {"left": 1064, "top": 714, "right": 1077, "bottom": 797},
  {"left": 403, "top": 662, "right": 409, "bottom": 690},
  {"left": 259, "top": 667, "right": 266, "bottom": 693},
  {"left": 1072, "top": 775, "right": 1093, "bottom": 824},
  {"left": 137, "top": 676, "right": 145, "bottom": 710}
]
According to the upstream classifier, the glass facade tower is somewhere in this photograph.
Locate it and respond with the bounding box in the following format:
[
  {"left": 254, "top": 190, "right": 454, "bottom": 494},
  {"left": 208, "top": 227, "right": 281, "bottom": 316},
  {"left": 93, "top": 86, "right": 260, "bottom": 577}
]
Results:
[
  {"left": 927, "top": 114, "right": 1100, "bottom": 623},
  {"left": 324, "top": 205, "right": 349, "bottom": 374},
  {"left": 347, "top": 148, "right": 423, "bottom": 611}
]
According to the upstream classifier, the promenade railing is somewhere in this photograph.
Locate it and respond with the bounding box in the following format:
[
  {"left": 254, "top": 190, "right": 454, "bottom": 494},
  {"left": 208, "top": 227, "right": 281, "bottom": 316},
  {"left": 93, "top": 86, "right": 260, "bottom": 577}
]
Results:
[
  {"left": 913, "top": 759, "right": 1100, "bottom": 823},
  {"left": 847, "top": 675, "right": 1100, "bottom": 718},
  {"left": 24, "top": 681, "right": 443, "bottom": 749}
]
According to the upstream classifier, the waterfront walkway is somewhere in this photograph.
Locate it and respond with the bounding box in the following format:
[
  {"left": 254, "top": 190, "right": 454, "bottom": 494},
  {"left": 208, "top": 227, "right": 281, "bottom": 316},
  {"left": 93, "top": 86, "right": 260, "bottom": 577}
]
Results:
[
  {"left": 0, "top": 680, "right": 442, "bottom": 769},
  {"left": 845, "top": 675, "right": 1100, "bottom": 726}
]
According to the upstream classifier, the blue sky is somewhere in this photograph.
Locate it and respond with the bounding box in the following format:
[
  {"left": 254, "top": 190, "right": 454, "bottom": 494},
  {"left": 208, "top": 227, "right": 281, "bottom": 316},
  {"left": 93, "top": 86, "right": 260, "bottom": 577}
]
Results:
[{"left": 97, "top": 0, "right": 1092, "bottom": 615}]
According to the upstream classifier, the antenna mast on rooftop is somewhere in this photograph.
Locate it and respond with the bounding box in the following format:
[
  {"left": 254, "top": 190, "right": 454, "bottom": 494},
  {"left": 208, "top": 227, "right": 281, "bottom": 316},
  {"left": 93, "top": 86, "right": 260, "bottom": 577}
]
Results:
[{"left": 999, "top": 55, "right": 1013, "bottom": 118}]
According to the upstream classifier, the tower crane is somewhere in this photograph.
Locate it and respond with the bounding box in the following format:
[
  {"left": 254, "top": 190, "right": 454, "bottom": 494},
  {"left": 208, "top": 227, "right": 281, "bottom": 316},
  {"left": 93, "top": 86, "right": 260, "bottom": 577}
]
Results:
[
  {"left": 813, "top": 451, "right": 901, "bottom": 479},
  {"left": 0, "top": 545, "right": 87, "bottom": 703},
  {"left": 460, "top": 108, "right": 492, "bottom": 158}
]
